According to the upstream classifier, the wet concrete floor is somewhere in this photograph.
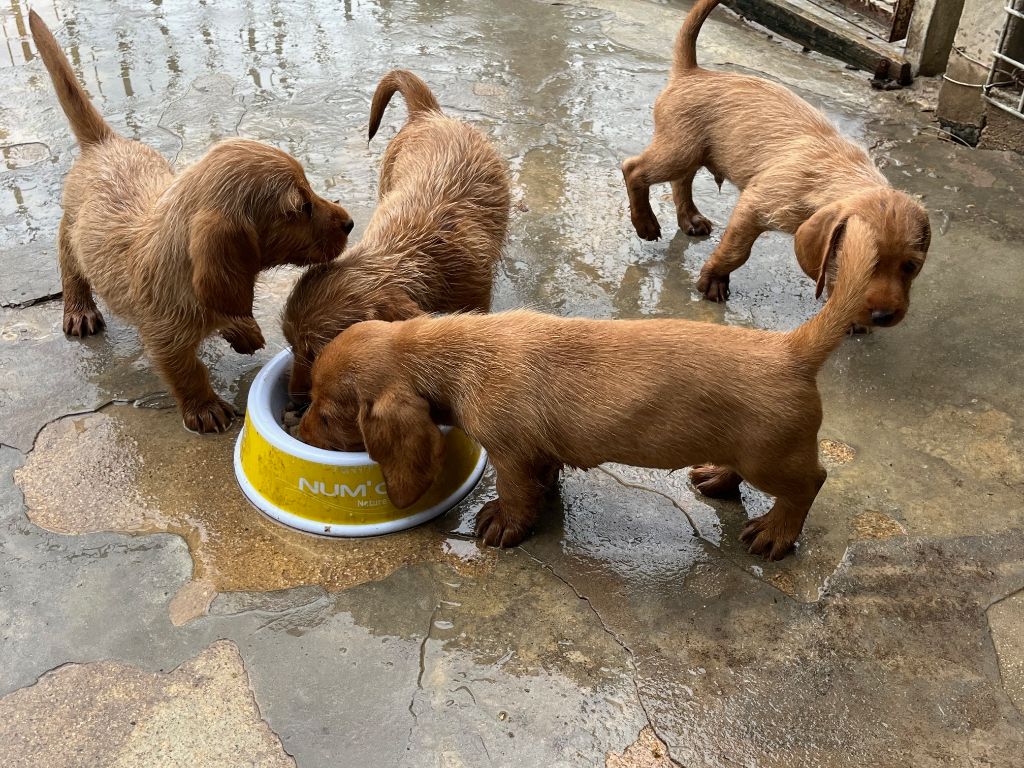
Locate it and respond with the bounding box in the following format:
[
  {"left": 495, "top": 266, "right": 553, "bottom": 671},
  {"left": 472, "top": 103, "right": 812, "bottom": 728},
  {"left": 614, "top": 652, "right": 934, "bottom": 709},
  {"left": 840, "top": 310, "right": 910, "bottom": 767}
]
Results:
[{"left": 1, "top": 0, "right": 1023, "bottom": 765}]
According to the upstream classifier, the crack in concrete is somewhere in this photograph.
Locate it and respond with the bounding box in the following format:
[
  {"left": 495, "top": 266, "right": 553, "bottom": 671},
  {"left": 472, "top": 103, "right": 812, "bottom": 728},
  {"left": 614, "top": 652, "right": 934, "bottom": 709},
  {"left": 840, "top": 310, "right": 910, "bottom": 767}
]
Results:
[
  {"left": 518, "top": 546, "right": 684, "bottom": 768},
  {"left": 983, "top": 584, "right": 1024, "bottom": 717},
  {"left": 404, "top": 599, "right": 441, "bottom": 759},
  {"left": 2, "top": 291, "right": 63, "bottom": 310},
  {"left": 23, "top": 395, "right": 165, "bottom": 456},
  {"left": 597, "top": 465, "right": 797, "bottom": 601},
  {"left": 236, "top": 647, "right": 299, "bottom": 767}
]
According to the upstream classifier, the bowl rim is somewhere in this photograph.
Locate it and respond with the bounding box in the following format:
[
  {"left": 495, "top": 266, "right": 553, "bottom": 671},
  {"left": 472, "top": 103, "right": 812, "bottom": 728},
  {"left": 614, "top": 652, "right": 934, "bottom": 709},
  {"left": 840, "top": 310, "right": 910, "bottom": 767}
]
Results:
[
  {"left": 249, "top": 348, "right": 453, "bottom": 466},
  {"left": 233, "top": 436, "right": 487, "bottom": 537}
]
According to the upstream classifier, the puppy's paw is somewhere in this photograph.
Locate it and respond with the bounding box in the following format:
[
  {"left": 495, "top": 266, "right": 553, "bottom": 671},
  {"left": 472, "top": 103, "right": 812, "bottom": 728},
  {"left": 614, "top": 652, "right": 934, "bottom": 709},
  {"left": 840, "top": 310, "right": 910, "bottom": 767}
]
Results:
[
  {"left": 632, "top": 215, "right": 662, "bottom": 242},
  {"left": 740, "top": 516, "right": 796, "bottom": 561},
  {"left": 696, "top": 269, "right": 730, "bottom": 302},
  {"left": 221, "top": 319, "right": 265, "bottom": 355},
  {"left": 689, "top": 465, "right": 741, "bottom": 499},
  {"left": 682, "top": 214, "right": 713, "bottom": 237},
  {"left": 475, "top": 500, "right": 531, "bottom": 548},
  {"left": 182, "top": 397, "right": 237, "bottom": 434},
  {"left": 63, "top": 306, "right": 105, "bottom": 337}
]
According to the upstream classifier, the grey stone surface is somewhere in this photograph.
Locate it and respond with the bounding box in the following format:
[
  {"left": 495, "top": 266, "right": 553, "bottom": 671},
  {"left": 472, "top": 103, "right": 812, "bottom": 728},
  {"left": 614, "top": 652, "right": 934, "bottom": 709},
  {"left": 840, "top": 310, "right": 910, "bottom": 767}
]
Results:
[{"left": 1, "top": 1, "right": 1022, "bottom": 766}]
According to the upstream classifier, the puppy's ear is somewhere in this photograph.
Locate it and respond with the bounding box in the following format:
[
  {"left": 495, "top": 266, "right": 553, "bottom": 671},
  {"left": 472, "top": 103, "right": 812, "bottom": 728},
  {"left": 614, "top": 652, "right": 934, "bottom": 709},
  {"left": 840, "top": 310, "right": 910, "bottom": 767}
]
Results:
[
  {"left": 914, "top": 210, "right": 931, "bottom": 254},
  {"left": 373, "top": 291, "right": 423, "bottom": 322},
  {"left": 358, "top": 387, "right": 444, "bottom": 508},
  {"left": 190, "top": 210, "right": 261, "bottom": 316},
  {"left": 795, "top": 206, "right": 848, "bottom": 299}
]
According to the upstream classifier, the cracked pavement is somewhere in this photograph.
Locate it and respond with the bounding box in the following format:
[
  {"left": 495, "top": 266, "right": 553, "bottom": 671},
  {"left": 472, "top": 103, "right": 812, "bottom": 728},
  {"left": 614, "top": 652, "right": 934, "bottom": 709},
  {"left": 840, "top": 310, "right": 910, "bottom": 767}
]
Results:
[{"left": 1, "top": 0, "right": 1023, "bottom": 765}]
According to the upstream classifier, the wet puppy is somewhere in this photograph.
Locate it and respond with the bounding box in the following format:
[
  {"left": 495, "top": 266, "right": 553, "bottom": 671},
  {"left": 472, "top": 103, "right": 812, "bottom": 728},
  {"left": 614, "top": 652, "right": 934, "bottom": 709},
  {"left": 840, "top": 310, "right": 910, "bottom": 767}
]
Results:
[
  {"left": 30, "top": 11, "right": 353, "bottom": 432},
  {"left": 300, "top": 217, "right": 880, "bottom": 560},
  {"left": 622, "top": 0, "right": 930, "bottom": 329},
  {"left": 283, "top": 70, "right": 510, "bottom": 401}
]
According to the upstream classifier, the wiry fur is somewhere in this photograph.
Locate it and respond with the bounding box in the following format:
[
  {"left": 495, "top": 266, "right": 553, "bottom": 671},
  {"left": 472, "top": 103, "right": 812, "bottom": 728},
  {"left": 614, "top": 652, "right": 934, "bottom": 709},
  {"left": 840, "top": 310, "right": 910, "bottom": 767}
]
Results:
[
  {"left": 282, "top": 70, "right": 510, "bottom": 401},
  {"left": 29, "top": 11, "right": 353, "bottom": 432},
  {"left": 622, "top": 0, "right": 930, "bottom": 328},
  {"left": 299, "top": 218, "right": 879, "bottom": 560}
]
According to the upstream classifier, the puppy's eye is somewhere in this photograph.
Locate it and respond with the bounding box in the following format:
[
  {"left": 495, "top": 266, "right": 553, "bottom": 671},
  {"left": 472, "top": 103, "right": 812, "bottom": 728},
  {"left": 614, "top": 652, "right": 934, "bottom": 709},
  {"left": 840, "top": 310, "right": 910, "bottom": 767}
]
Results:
[
  {"left": 900, "top": 260, "right": 919, "bottom": 276},
  {"left": 301, "top": 200, "right": 313, "bottom": 218}
]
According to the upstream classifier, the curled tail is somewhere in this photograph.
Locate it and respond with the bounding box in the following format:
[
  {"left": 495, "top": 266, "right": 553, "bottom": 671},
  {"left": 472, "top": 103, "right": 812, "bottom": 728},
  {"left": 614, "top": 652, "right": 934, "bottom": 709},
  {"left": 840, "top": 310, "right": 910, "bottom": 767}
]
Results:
[
  {"left": 29, "top": 10, "right": 113, "bottom": 146},
  {"left": 368, "top": 70, "right": 442, "bottom": 141},
  {"left": 787, "top": 217, "right": 878, "bottom": 371},
  {"left": 674, "top": 0, "right": 722, "bottom": 72}
]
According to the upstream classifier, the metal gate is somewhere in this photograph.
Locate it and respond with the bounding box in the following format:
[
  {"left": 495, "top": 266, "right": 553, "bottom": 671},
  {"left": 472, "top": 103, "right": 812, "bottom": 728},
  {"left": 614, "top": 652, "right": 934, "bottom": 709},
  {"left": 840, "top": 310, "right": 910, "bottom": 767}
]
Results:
[{"left": 985, "top": 0, "right": 1024, "bottom": 120}]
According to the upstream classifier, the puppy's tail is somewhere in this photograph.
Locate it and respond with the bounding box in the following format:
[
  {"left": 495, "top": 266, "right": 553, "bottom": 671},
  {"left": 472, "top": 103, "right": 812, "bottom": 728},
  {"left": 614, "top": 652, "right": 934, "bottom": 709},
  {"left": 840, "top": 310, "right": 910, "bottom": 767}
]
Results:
[
  {"left": 674, "top": 0, "right": 721, "bottom": 72},
  {"left": 786, "top": 217, "right": 877, "bottom": 372},
  {"left": 29, "top": 11, "right": 113, "bottom": 147},
  {"left": 368, "top": 70, "right": 442, "bottom": 141}
]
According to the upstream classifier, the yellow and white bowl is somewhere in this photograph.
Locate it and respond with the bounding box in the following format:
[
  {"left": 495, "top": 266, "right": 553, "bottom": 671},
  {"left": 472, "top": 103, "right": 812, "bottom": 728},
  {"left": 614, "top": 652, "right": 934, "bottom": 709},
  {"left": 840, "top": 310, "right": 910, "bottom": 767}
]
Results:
[{"left": 234, "top": 348, "right": 487, "bottom": 536}]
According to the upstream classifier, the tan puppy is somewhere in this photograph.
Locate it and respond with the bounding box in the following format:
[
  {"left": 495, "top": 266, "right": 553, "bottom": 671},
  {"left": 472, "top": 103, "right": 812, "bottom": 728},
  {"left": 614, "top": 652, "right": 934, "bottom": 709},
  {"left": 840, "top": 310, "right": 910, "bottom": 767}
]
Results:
[
  {"left": 29, "top": 11, "right": 354, "bottom": 432},
  {"left": 283, "top": 70, "right": 510, "bottom": 402},
  {"left": 622, "top": 0, "right": 930, "bottom": 328},
  {"left": 299, "top": 217, "right": 879, "bottom": 560}
]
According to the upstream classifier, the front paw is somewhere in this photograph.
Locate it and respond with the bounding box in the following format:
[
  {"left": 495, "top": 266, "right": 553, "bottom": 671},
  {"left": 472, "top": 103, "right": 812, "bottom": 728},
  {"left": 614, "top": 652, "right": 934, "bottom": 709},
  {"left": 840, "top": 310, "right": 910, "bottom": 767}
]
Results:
[
  {"left": 182, "top": 396, "right": 237, "bottom": 434},
  {"left": 696, "top": 267, "right": 730, "bottom": 302},
  {"left": 63, "top": 306, "right": 105, "bottom": 337},
  {"left": 221, "top": 320, "right": 265, "bottom": 354},
  {"left": 682, "top": 214, "right": 713, "bottom": 237},
  {"left": 740, "top": 515, "right": 797, "bottom": 561},
  {"left": 631, "top": 215, "right": 662, "bottom": 242},
  {"left": 475, "top": 499, "right": 531, "bottom": 548}
]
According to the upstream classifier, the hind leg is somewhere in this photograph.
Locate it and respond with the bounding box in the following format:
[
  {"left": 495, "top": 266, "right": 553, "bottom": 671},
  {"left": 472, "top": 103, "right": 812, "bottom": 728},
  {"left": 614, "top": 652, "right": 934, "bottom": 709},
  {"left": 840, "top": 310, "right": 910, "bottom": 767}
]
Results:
[
  {"left": 739, "top": 450, "right": 826, "bottom": 561},
  {"left": 672, "top": 170, "right": 712, "bottom": 236},
  {"left": 622, "top": 138, "right": 701, "bottom": 242},
  {"left": 58, "top": 218, "right": 105, "bottom": 336},
  {"left": 689, "top": 464, "right": 741, "bottom": 498},
  {"left": 695, "top": 187, "right": 767, "bottom": 302}
]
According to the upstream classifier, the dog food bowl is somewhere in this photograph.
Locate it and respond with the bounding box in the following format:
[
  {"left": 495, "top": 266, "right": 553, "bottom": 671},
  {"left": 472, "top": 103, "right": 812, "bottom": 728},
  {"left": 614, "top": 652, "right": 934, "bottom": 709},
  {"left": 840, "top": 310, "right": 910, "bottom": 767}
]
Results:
[{"left": 234, "top": 348, "right": 486, "bottom": 536}]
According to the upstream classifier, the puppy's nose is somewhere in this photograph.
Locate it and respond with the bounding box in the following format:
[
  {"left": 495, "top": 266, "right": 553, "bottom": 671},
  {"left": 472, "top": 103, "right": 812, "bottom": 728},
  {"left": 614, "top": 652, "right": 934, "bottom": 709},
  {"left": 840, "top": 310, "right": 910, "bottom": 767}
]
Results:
[
  {"left": 342, "top": 218, "right": 354, "bottom": 234},
  {"left": 871, "top": 309, "right": 898, "bottom": 327}
]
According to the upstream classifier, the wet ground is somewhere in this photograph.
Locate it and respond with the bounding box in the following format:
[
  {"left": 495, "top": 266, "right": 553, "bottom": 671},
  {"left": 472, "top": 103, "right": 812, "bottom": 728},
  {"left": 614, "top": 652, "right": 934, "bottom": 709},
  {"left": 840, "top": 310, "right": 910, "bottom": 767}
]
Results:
[{"left": 2, "top": 0, "right": 1023, "bottom": 765}]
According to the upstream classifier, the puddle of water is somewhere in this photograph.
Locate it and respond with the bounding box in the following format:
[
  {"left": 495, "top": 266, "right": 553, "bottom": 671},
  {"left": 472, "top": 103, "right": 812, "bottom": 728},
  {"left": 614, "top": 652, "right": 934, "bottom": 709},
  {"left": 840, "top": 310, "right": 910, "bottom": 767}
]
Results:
[{"left": 14, "top": 405, "right": 496, "bottom": 618}]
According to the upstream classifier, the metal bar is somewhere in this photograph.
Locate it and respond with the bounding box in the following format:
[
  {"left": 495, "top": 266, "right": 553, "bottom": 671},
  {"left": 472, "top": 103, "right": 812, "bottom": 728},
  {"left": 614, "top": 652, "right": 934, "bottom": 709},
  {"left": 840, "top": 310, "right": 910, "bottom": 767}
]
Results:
[
  {"left": 986, "top": 4, "right": 1014, "bottom": 89},
  {"left": 984, "top": 93, "right": 1024, "bottom": 120},
  {"left": 992, "top": 51, "right": 1024, "bottom": 70},
  {"left": 983, "top": 0, "right": 1024, "bottom": 119}
]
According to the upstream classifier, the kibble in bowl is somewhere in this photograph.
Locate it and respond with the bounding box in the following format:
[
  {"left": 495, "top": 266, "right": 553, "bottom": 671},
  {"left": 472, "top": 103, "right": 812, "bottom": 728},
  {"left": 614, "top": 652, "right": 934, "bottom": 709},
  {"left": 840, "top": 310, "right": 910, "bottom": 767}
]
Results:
[{"left": 234, "top": 349, "right": 487, "bottom": 536}]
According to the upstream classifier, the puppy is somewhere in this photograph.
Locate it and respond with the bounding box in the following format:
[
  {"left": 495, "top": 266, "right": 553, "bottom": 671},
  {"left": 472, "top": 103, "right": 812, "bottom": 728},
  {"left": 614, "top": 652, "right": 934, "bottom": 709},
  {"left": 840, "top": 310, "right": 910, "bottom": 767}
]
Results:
[
  {"left": 282, "top": 70, "right": 510, "bottom": 402},
  {"left": 30, "top": 11, "right": 354, "bottom": 432},
  {"left": 622, "top": 0, "right": 930, "bottom": 329},
  {"left": 299, "top": 216, "right": 879, "bottom": 560}
]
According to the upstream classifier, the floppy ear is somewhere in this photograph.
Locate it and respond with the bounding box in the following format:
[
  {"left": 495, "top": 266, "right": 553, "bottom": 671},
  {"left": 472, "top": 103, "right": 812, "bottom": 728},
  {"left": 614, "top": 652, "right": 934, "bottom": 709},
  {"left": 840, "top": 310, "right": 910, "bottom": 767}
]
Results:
[
  {"left": 795, "top": 207, "right": 848, "bottom": 299},
  {"left": 915, "top": 211, "right": 931, "bottom": 254},
  {"left": 358, "top": 387, "right": 444, "bottom": 509},
  {"left": 373, "top": 291, "right": 423, "bottom": 322},
  {"left": 190, "top": 209, "right": 261, "bottom": 316}
]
